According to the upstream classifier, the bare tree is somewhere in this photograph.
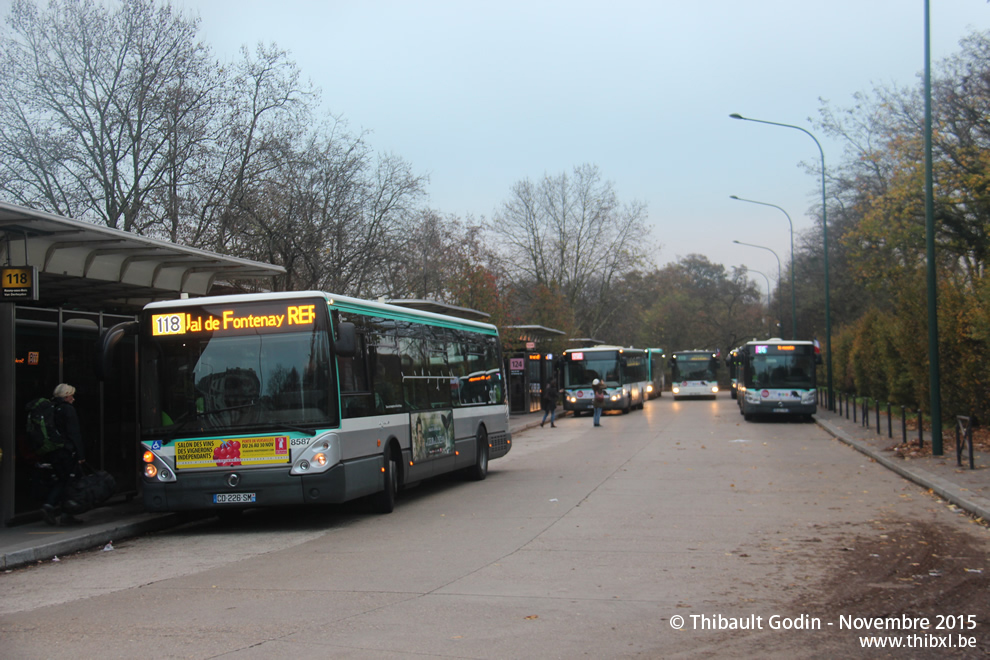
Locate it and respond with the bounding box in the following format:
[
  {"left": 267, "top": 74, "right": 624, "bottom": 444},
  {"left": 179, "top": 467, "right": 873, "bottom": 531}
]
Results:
[
  {"left": 491, "top": 163, "right": 652, "bottom": 337},
  {"left": 0, "top": 0, "right": 214, "bottom": 231}
]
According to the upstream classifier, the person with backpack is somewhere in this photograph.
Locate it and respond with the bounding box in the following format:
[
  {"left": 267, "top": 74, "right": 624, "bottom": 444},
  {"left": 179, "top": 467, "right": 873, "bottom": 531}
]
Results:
[
  {"left": 592, "top": 378, "right": 606, "bottom": 427},
  {"left": 39, "top": 383, "right": 86, "bottom": 525}
]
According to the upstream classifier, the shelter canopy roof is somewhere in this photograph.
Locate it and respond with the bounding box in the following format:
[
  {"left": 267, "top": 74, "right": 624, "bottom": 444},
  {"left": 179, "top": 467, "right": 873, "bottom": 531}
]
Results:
[{"left": 0, "top": 201, "right": 284, "bottom": 312}]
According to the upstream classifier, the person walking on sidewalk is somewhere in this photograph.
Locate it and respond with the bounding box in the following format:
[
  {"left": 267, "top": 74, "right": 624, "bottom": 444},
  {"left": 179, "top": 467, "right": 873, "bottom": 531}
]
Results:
[
  {"left": 540, "top": 380, "right": 559, "bottom": 428},
  {"left": 592, "top": 379, "right": 606, "bottom": 427},
  {"left": 40, "top": 383, "right": 86, "bottom": 525}
]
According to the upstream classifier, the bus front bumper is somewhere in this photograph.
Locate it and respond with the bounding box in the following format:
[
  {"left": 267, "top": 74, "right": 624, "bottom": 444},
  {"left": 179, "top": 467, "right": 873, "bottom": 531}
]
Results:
[{"left": 142, "top": 456, "right": 382, "bottom": 512}]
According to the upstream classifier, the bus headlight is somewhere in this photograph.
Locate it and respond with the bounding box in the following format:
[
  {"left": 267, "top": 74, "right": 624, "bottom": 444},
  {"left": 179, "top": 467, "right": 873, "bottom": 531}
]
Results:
[
  {"left": 711, "top": 386, "right": 719, "bottom": 393},
  {"left": 646, "top": 384, "right": 654, "bottom": 393},
  {"left": 672, "top": 386, "right": 680, "bottom": 394},
  {"left": 290, "top": 432, "right": 340, "bottom": 475},
  {"left": 142, "top": 444, "right": 176, "bottom": 482}
]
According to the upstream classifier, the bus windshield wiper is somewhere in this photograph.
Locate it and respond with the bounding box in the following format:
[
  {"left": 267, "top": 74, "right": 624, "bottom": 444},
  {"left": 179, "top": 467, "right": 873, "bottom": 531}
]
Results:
[
  {"left": 249, "top": 420, "right": 318, "bottom": 437},
  {"left": 159, "top": 403, "right": 258, "bottom": 443}
]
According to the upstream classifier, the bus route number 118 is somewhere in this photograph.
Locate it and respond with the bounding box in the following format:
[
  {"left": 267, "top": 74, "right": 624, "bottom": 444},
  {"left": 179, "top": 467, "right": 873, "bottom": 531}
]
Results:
[{"left": 152, "top": 313, "right": 186, "bottom": 336}]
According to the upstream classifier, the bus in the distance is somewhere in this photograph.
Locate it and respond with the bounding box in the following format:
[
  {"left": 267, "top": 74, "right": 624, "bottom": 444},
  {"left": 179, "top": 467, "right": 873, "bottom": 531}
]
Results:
[
  {"left": 646, "top": 348, "right": 665, "bottom": 398},
  {"left": 725, "top": 345, "right": 744, "bottom": 400},
  {"left": 561, "top": 346, "right": 649, "bottom": 415},
  {"left": 669, "top": 350, "right": 720, "bottom": 399},
  {"left": 735, "top": 338, "right": 819, "bottom": 421},
  {"left": 99, "top": 291, "right": 510, "bottom": 515}
]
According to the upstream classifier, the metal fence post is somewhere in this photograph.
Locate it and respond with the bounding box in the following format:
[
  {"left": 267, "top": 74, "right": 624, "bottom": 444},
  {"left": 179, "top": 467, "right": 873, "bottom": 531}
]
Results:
[
  {"left": 956, "top": 416, "right": 975, "bottom": 470},
  {"left": 918, "top": 409, "right": 924, "bottom": 449},
  {"left": 887, "top": 402, "right": 892, "bottom": 438},
  {"left": 875, "top": 399, "right": 880, "bottom": 434}
]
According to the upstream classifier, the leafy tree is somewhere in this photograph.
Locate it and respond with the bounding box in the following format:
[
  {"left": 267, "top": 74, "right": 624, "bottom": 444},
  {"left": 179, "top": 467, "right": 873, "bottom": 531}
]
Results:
[{"left": 624, "top": 256, "right": 765, "bottom": 355}]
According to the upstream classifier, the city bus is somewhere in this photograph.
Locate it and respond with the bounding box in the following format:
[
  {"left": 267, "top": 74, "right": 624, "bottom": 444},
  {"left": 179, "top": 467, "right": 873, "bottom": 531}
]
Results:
[
  {"left": 561, "top": 346, "right": 649, "bottom": 415},
  {"left": 725, "top": 345, "right": 744, "bottom": 400},
  {"left": 669, "top": 350, "right": 720, "bottom": 399},
  {"left": 735, "top": 338, "right": 819, "bottom": 421},
  {"left": 646, "top": 348, "right": 665, "bottom": 398},
  {"left": 99, "top": 291, "right": 510, "bottom": 515}
]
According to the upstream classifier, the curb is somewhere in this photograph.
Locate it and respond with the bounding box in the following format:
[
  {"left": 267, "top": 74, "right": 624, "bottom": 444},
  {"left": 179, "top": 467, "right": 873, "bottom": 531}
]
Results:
[
  {"left": 815, "top": 415, "right": 990, "bottom": 522},
  {"left": 0, "top": 512, "right": 183, "bottom": 570}
]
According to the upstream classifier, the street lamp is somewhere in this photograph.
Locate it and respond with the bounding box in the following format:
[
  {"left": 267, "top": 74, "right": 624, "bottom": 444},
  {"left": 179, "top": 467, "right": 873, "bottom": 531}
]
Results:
[
  {"left": 730, "top": 195, "right": 796, "bottom": 339},
  {"left": 746, "top": 268, "right": 773, "bottom": 337},
  {"left": 730, "top": 112, "right": 833, "bottom": 411},
  {"left": 733, "top": 240, "right": 782, "bottom": 336}
]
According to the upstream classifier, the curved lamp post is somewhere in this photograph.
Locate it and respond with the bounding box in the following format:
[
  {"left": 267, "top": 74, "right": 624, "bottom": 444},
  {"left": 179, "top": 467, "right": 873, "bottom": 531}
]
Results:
[
  {"left": 730, "top": 112, "right": 833, "bottom": 411},
  {"left": 733, "top": 240, "right": 782, "bottom": 336},
  {"left": 747, "top": 268, "right": 773, "bottom": 337},
  {"left": 730, "top": 195, "right": 796, "bottom": 339}
]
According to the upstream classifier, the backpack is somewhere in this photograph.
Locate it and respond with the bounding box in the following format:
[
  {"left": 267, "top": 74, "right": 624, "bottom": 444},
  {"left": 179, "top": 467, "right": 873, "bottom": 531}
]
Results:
[{"left": 25, "top": 398, "right": 64, "bottom": 456}]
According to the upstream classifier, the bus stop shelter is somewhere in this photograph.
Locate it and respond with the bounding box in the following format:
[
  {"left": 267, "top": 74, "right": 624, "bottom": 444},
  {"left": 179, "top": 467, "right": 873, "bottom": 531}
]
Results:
[
  {"left": 0, "top": 201, "right": 284, "bottom": 526},
  {"left": 505, "top": 325, "right": 566, "bottom": 414}
]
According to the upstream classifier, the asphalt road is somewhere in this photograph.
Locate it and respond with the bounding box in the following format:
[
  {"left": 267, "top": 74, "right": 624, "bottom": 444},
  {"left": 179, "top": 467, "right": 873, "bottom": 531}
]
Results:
[{"left": 2, "top": 397, "right": 988, "bottom": 658}]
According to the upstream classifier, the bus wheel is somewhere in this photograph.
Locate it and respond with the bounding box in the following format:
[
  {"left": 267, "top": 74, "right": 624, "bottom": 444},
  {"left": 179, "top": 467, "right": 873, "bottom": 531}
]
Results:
[
  {"left": 373, "top": 444, "right": 398, "bottom": 514},
  {"left": 467, "top": 427, "right": 489, "bottom": 481}
]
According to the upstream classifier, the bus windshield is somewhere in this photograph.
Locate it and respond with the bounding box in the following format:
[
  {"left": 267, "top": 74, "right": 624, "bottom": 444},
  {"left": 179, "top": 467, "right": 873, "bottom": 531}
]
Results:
[
  {"left": 140, "top": 303, "right": 337, "bottom": 438},
  {"left": 563, "top": 351, "right": 620, "bottom": 388},
  {"left": 672, "top": 356, "right": 716, "bottom": 381},
  {"left": 745, "top": 353, "right": 815, "bottom": 389}
]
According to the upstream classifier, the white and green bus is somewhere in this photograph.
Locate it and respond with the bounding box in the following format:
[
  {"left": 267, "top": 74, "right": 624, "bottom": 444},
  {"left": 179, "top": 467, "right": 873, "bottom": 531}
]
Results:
[
  {"left": 100, "top": 291, "right": 510, "bottom": 514},
  {"left": 669, "top": 350, "right": 720, "bottom": 400},
  {"left": 646, "top": 348, "right": 666, "bottom": 399},
  {"left": 735, "top": 338, "right": 819, "bottom": 421},
  {"left": 561, "top": 346, "right": 649, "bottom": 415}
]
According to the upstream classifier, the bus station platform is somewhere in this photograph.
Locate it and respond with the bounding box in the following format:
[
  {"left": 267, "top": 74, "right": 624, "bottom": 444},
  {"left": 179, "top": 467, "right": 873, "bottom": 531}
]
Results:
[{"left": 2, "top": 408, "right": 987, "bottom": 571}]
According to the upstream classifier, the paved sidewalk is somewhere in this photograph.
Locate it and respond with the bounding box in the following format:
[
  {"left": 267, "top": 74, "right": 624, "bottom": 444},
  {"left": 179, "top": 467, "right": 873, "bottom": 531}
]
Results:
[
  {"left": 3, "top": 408, "right": 985, "bottom": 571},
  {"left": 814, "top": 407, "right": 990, "bottom": 521},
  {"left": 0, "top": 413, "right": 552, "bottom": 571}
]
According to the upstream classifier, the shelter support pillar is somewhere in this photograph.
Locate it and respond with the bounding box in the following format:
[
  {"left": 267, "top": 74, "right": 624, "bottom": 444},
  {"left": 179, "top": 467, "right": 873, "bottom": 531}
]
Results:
[{"left": 1, "top": 303, "right": 15, "bottom": 525}]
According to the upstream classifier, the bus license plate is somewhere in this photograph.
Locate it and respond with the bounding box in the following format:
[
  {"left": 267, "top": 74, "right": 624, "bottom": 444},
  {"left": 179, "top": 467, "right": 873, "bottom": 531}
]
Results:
[
  {"left": 772, "top": 408, "right": 790, "bottom": 413},
  {"left": 213, "top": 492, "right": 256, "bottom": 504}
]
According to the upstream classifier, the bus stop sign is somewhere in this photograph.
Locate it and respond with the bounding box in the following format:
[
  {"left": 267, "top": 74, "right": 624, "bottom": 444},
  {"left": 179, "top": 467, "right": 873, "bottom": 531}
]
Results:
[{"left": 2, "top": 266, "right": 39, "bottom": 301}]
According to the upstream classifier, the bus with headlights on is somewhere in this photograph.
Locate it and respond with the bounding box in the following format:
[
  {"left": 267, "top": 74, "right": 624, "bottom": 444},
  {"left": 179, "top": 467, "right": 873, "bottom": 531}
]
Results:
[
  {"left": 646, "top": 348, "right": 666, "bottom": 399},
  {"left": 669, "top": 350, "right": 720, "bottom": 399},
  {"left": 561, "top": 346, "right": 649, "bottom": 415},
  {"left": 99, "top": 291, "right": 510, "bottom": 515},
  {"left": 735, "top": 338, "right": 819, "bottom": 421}
]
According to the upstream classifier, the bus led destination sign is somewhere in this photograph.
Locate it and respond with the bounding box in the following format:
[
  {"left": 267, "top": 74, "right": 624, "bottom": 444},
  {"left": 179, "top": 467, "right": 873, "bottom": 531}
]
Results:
[{"left": 151, "top": 303, "right": 317, "bottom": 337}]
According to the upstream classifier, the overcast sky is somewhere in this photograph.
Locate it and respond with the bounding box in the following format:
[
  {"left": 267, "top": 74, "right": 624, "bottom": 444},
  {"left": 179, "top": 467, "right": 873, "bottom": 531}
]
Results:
[{"left": 66, "top": 2, "right": 990, "bottom": 287}]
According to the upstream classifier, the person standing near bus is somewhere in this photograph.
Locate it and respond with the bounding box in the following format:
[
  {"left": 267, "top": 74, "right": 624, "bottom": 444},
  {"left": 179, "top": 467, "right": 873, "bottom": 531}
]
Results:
[
  {"left": 540, "top": 380, "right": 559, "bottom": 428},
  {"left": 41, "top": 383, "right": 86, "bottom": 525},
  {"left": 592, "top": 378, "right": 605, "bottom": 427}
]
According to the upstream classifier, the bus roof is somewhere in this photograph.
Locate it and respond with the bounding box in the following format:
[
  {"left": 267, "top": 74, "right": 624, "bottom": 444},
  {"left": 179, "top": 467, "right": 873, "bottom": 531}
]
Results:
[
  {"left": 742, "top": 338, "right": 815, "bottom": 347},
  {"left": 563, "top": 345, "right": 646, "bottom": 354},
  {"left": 143, "top": 290, "right": 500, "bottom": 334}
]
